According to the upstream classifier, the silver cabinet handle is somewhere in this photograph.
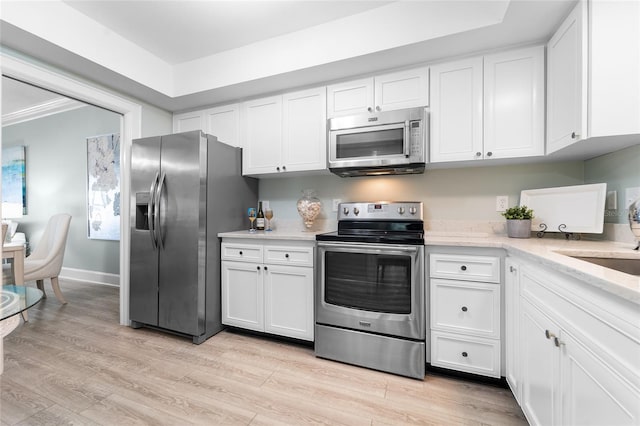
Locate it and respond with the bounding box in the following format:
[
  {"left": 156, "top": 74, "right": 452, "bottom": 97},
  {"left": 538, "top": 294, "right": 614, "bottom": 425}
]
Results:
[
  {"left": 376, "top": 106, "right": 381, "bottom": 111},
  {"left": 571, "top": 132, "right": 578, "bottom": 139},
  {"left": 461, "top": 351, "right": 468, "bottom": 357},
  {"left": 367, "top": 107, "right": 373, "bottom": 113},
  {"left": 554, "top": 337, "right": 565, "bottom": 347},
  {"left": 460, "top": 265, "right": 467, "bottom": 271},
  {"left": 475, "top": 152, "right": 482, "bottom": 157},
  {"left": 276, "top": 166, "right": 280, "bottom": 172},
  {"left": 486, "top": 151, "right": 493, "bottom": 157},
  {"left": 461, "top": 306, "right": 468, "bottom": 312},
  {"left": 282, "top": 165, "right": 286, "bottom": 171},
  {"left": 509, "top": 265, "right": 517, "bottom": 273},
  {"left": 545, "top": 329, "right": 556, "bottom": 340}
]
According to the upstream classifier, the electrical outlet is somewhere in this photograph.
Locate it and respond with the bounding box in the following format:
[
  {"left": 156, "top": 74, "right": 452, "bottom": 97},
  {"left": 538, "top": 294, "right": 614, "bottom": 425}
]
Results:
[
  {"left": 496, "top": 195, "right": 509, "bottom": 212},
  {"left": 606, "top": 191, "right": 617, "bottom": 210},
  {"left": 332, "top": 199, "right": 342, "bottom": 212},
  {"left": 626, "top": 187, "right": 640, "bottom": 208}
]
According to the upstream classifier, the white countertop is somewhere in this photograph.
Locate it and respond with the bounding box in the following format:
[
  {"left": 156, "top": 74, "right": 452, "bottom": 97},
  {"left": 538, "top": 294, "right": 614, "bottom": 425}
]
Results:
[{"left": 219, "top": 229, "right": 640, "bottom": 304}]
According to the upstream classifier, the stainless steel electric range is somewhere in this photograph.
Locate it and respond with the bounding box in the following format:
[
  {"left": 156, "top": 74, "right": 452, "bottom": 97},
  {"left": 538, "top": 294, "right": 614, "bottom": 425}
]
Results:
[{"left": 315, "top": 201, "right": 425, "bottom": 379}]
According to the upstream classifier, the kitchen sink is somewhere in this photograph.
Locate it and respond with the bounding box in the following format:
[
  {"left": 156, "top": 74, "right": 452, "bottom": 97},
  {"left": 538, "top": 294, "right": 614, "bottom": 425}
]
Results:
[{"left": 571, "top": 257, "right": 640, "bottom": 276}]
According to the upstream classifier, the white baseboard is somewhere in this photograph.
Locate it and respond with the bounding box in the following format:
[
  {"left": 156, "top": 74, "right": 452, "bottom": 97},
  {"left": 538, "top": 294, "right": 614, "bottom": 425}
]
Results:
[{"left": 60, "top": 267, "right": 120, "bottom": 287}]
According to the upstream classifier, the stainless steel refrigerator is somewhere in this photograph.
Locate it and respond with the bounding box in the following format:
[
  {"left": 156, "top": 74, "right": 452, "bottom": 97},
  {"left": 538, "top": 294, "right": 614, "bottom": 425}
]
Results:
[{"left": 129, "top": 131, "right": 257, "bottom": 343}]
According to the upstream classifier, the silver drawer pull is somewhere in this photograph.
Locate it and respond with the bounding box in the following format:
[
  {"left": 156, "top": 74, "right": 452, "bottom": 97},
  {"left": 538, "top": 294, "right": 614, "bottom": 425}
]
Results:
[
  {"left": 461, "top": 352, "right": 468, "bottom": 357},
  {"left": 545, "top": 329, "right": 556, "bottom": 340},
  {"left": 239, "top": 251, "right": 243, "bottom": 256},
  {"left": 460, "top": 265, "right": 467, "bottom": 271},
  {"left": 461, "top": 306, "right": 468, "bottom": 312},
  {"left": 285, "top": 253, "right": 289, "bottom": 258}
]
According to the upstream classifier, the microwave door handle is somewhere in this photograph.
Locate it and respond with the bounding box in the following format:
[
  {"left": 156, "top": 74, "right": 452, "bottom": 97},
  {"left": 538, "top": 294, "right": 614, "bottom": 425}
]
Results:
[{"left": 404, "top": 121, "right": 410, "bottom": 157}]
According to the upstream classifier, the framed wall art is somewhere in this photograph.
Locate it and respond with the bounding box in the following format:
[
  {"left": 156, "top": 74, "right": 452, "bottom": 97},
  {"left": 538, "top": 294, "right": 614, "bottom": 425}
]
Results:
[
  {"left": 87, "top": 133, "right": 120, "bottom": 240},
  {"left": 1, "top": 145, "right": 27, "bottom": 217}
]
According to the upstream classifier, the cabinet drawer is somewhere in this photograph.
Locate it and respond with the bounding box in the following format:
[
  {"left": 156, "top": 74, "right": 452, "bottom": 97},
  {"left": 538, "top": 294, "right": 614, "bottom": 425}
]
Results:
[
  {"left": 221, "top": 243, "right": 263, "bottom": 262},
  {"left": 431, "top": 279, "right": 500, "bottom": 339},
  {"left": 430, "top": 253, "right": 500, "bottom": 283},
  {"left": 264, "top": 245, "right": 314, "bottom": 267},
  {"left": 431, "top": 331, "right": 501, "bottom": 378}
]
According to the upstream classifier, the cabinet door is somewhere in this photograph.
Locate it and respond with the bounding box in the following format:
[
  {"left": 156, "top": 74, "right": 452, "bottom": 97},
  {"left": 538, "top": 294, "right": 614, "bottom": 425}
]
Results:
[
  {"left": 504, "top": 258, "right": 521, "bottom": 403},
  {"left": 560, "top": 330, "right": 640, "bottom": 426},
  {"left": 173, "top": 111, "right": 204, "bottom": 133},
  {"left": 484, "top": 46, "right": 544, "bottom": 159},
  {"left": 430, "top": 57, "right": 483, "bottom": 163},
  {"left": 205, "top": 104, "right": 240, "bottom": 148},
  {"left": 520, "top": 300, "right": 561, "bottom": 426},
  {"left": 546, "top": 1, "right": 587, "bottom": 154},
  {"left": 326, "top": 77, "right": 374, "bottom": 117},
  {"left": 242, "top": 96, "right": 283, "bottom": 175},
  {"left": 282, "top": 87, "right": 327, "bottom": 172},
  {"left": 374, "top": 67, "right": 429, "bottom": 112},
  {"left": 221, "top": 261, "right": 264, "bottom": 332},
  {"left": 264, "top": 264, "right": 314, "bottom": 341}
]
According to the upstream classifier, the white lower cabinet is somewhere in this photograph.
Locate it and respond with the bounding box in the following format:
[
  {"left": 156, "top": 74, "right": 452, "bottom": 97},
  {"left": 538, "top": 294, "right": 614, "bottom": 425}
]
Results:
[
  {"left": 509, "top": 256, "right": 640, "bottom": 426},
  {"left": 428, "top": 248, "right": 503, "bottom": 378},
  {"left": 221, "top": 239, "right": 314, "bottom": 341}
]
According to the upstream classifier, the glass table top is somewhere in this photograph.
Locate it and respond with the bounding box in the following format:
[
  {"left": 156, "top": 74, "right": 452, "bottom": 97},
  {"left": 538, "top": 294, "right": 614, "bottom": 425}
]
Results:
[{"left": 1, "top": 286, "right": 44, "bottom": 321}]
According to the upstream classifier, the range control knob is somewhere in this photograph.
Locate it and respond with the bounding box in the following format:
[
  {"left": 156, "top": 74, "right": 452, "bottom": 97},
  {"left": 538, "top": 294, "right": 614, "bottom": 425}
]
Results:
[
  {"left": 397, "top": 207, "right": 405, "bottom": 215},
  {"left": 342, "top": 207, "right": 350, "bottom": 216},
  {"left": 409, "top": 207, "right": 417, "bottom": 215},
  {"left": 353, "top": 207, "right": 360, "bottom": 216}
]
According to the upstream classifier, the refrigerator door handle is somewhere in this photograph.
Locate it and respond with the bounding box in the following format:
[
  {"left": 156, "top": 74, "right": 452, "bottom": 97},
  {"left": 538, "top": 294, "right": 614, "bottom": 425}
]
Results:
[
  {"left": 155, "top": 171, "right": 166, "bottom": 250},
  {"left": 148, "top": 172, "right": 159, "bottom": 249}
]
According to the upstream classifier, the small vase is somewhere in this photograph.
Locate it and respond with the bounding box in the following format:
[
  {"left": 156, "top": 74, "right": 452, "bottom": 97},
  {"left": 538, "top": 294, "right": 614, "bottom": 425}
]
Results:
[
  {"left": 506, "top": 219, "right": 532, "bottom": 238},
  {"left": 297, "top": 190, "right": 321, "bottom": 230}
]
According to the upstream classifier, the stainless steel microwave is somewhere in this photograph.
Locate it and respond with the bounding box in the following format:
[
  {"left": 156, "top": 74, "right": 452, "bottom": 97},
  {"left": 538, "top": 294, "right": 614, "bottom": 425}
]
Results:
[{"left": 328, "top": 107, "right": 427, "bottom": 177}]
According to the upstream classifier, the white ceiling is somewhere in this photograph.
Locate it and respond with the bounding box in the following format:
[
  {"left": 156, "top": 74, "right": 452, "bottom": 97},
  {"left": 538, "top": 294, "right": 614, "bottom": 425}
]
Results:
[
  {"left": 1, "top": 0, "right": 577, "bottom": 116},
  {"left": 63, "top": 1, "right": 393, "bottom": 64}
]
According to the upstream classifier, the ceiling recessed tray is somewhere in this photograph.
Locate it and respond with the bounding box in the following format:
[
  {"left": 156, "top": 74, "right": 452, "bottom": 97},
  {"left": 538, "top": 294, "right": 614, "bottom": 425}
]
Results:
[{"left": 520, "top": 183, "right": 607, "bottom": 234}]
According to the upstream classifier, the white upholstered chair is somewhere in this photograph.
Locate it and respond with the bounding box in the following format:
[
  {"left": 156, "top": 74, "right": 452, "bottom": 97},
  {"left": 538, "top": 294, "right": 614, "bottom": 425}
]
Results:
[{"left": 23, "top": 214, "right": 72, "bottom": 304}]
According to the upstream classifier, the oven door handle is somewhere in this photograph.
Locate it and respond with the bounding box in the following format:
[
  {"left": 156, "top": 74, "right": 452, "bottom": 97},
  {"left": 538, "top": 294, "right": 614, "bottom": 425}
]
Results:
[{"left": 317, "top": 242, "right": 420, "bottom": 253}]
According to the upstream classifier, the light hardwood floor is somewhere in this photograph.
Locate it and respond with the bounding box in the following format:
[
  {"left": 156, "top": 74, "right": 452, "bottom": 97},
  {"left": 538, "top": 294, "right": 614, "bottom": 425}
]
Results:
[{"left": 1, "top": 280, "right": 526, "bottom": 425}]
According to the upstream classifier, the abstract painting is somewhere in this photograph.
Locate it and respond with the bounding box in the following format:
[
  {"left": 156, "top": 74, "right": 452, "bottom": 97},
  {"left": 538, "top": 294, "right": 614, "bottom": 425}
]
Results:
[
  {"left": 87, "top": 133, "right": 120, "bottom": 240},
  {"left": 1, "top": 146, "right": 27, "bottom": 216}
]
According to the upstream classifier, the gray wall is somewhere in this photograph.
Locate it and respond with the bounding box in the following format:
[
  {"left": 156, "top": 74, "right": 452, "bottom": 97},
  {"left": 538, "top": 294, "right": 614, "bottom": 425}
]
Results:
[
  {"left": 3, "top": 105, "right": 121, "bottom": 274},
  {"left": 584, "top": 144, "right": 640, "bottom": 224},
  {"left": 259, "top": 161, "right": 586, "bottom": 227}
]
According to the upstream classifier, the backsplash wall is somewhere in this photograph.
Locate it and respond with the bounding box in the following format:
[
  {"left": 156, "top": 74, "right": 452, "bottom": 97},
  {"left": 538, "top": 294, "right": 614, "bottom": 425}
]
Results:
[{"left": 259, "top": 160, "right": 585, "bottom": 232}]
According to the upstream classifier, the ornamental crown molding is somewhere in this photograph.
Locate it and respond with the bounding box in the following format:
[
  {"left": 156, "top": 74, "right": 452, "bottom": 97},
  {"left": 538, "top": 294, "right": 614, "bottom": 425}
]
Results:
[{"left": 2, "top": 98, "right": 85, "bottom": 127}]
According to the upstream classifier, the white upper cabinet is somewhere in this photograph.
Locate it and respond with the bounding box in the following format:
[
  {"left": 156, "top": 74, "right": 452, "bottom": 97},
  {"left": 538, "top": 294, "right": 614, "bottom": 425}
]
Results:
[
  {"left": 326, "top": 77, "right": 374, "bottom": 117},
  {"left": 173, "top": 104, "right": 240, "bottom": 148},
  {"left": 374, "top": 68, "right": 429, "bottom": 112},
  {"left": 547, "top": 0, "right": 640, "bottom": 154},
  {"left": 173, "top": 111, "right": 204, "bottom": 133},
  {"left": 282, "top": 87, "right": 327, "bottom": 173},
  {"left": 484, "top": 46, "right": 545, "bottom": 159},
  {"left": 242, "top": 87, "right": 327, "bottom": 176},
  {"left": 430, "top": 57, "right": 484, "bottom": 163},
  {"left": 430, "top": 47, "right": 545, "bottom": 163},
  {"left": 327, "top": 67, "right": 429, "bottom": 117},
  {"left": 204, "top": 104, "right": 240, "bottom": 147},
  {"left": 242, "top": 95, "right": 283, "bottom": 175},
  {"left": 546, "top": 1, "right": 588, "bottom": 153}
]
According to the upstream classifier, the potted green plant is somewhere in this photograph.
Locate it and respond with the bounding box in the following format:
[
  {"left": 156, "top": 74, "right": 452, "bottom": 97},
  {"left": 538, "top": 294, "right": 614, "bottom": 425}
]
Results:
[{"left": 502, "top": 205, "right": 534, "bottom": 238}]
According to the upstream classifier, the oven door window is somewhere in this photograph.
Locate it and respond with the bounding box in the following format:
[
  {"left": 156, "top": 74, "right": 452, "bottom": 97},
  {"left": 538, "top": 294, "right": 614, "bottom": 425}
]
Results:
[
  {"left": 335, "top": 126, "right": 405, "bottom": 160},
  {"left": 324, "top": 251, "right": 411, "bottom": 314}
]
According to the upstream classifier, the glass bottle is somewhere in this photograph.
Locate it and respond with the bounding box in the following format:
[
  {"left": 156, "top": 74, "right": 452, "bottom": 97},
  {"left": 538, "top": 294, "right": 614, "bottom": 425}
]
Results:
[{"left": 256, "top": 201, "right": 265, "bottom": 231}]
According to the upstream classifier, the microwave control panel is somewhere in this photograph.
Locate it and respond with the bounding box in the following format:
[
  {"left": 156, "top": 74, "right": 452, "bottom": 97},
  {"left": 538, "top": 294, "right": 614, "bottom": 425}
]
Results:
[{"left": 409, "top": 121, "right": 423, "bottom": 157}]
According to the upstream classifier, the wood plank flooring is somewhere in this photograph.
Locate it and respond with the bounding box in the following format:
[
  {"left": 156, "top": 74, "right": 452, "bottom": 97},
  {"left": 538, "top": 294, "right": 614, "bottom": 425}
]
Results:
[{"left": 1, "top": 280, "right": 526, "bottom": 425}]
